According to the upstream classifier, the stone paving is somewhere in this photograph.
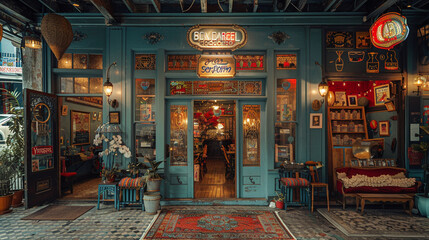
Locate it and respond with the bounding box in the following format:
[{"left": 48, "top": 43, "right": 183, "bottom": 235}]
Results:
[{"left": 0, "top": 203, "right": 426, "bottom": 240}]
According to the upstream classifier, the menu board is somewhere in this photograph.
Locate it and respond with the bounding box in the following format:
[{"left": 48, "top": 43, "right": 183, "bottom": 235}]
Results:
[{"left": 193, "top": 81, "right": 239, "bottom": 95}]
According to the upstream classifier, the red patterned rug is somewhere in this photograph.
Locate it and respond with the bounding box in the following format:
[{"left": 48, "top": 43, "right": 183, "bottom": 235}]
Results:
[{"left": 141, "top": 209, "right": 296, "bottom": 239}]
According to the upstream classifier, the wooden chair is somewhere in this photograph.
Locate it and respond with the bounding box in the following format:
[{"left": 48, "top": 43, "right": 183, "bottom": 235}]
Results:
[
  {"left": 221, "top": 146, "right": 234, "bottom": 181},
  {"left": 306, "top": 161, "right": 329, "bottom": 212},
  {"left": 61, "top": 157, "right": 77, "bottom": 194}
]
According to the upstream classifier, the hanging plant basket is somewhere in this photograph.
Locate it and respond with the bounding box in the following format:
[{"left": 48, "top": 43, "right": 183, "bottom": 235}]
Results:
[{"left": 41, "top": 13, "right": 73, "bottom": 61}]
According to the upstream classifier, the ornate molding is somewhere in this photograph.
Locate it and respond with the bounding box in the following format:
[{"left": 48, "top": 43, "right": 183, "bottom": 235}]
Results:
[
  {"left": 268, "top": 31, "right": 290, "bottom": 45},
  {"left": 144, "top": 32, "right": 164, "bottom": 45},
  {"left": 73, "top": 31, "right": 87, "bottom": 42}
]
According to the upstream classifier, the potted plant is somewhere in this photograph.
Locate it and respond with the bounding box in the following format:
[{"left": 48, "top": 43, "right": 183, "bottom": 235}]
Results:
[
  {"left": 142, "top": 158, "right": 163, "bottom": 192},
  {"left": 273, "top": 191, "right": 285, "bottom": 209},
  {"left": 416, "top": 141, "right": 429, "bottom": 218},
  {"left": 100, "top": 166, "right": 120, "bottom": 183},
  {"left": 0, "top": 149, "right": 15, "bottom": 214}
]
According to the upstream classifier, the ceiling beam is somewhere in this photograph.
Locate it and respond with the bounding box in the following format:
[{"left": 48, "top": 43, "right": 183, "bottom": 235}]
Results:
[
  {"left": 353, "top": 0, "right": 368, "bottom": 12},
  {"left": 89, "top": 0, "right": 117, "bottom": 24},
  {"left": 0, "top": 0, "right": 33, "bottom": 23},
  {"left": 38, "top": 0, "right": 57, "bottom": 13},
  {"left": 330, "top": 0, "right": 343, "bottom": 12},
  {"left": 365, "top": 0, "right": 399, "bottom": 22},
  {"left": 201, "top": 0, "right": 207, "bottom": 13},
  {"left": 122, "top": 0, "right": 137, "bottom": 13},
  {"left": 298, "top": 0, "right": 307, "bottom": 11},
  {"left": 324, "top": 0, "right": 337, "bottom": 12},
  {"left": 150, "top": 0, "right": 161, "bottom": 13},
  {"left": 229, "top": 0, "right": 233, "bottom": 13},
  {"left": 253, "top": 0, "right": 258, "bottom": 12},
  {"left": 17, "top": 0, "right": 41, "bottom": 14}
]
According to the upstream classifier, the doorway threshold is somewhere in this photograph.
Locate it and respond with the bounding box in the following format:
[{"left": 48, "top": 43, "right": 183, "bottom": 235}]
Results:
[{"left": 162, "top": 198, "right": 268, "bottom": 206}]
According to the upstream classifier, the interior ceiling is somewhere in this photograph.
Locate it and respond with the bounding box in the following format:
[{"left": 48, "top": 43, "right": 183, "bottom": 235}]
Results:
[{"left": 1, "top": 0, "right": 429, "bottom": 42}]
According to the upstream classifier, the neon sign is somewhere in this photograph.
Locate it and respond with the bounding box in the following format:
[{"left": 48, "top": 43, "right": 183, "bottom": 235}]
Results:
[
  {"left": 370, "top": 12, "right": 409, "bottom": 50},
  {"left": 197, "top": 55, "right": 236, "bottom": 78},
  {"left": 187, "top": 25, "right": 247, "bottom": 51}
]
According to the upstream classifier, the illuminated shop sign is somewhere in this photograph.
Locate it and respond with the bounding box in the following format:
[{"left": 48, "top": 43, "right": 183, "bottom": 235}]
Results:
[
  {"left": 370, "top": 12, "right": 409, "bottom": 50},
  {"left": 197, "top": 55, "right": 236, "bottom": 78},
  {"left": 187, "top": 25, "right": 247, "bottom": 51}
]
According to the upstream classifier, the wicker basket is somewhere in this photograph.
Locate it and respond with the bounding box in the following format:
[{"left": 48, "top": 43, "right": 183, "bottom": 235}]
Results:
[{"left": 41, "top": 13, "right": 73, "bottom": 61}]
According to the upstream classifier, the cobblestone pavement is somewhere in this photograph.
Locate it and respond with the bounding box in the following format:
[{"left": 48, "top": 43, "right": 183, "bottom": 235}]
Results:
[{"left": 0, "top": 203, "right": 426, "bottom": 240}]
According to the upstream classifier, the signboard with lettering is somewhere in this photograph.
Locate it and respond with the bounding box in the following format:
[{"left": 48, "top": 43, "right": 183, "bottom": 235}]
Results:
[
  {"left": 197, "top": 55, "right": 236, "bottom": 78},
  {"left": 187, "top": 25, "right": 247, "bottom": 51}
]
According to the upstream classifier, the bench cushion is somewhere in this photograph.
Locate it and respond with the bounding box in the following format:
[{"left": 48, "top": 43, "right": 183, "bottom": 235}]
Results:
[
  {"left": 281, "top": 178, "right": 309, "bottom": 187},
  {"left": 118, "top": 177, "right": 144, "bottom": 188},
  {"left": 337, "top": 180, "right": 417, "bottom": 193}
]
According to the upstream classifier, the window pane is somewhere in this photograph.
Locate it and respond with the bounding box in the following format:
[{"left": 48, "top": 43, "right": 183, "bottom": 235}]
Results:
[
  {"left": 170, "top": 105, "right": 187, "bottom": 166},
  {"left": 74, "top": 77, "right": 88, "bottom": 93},
  {"left": 275, "top": 122, "right": 296, "bottom": 167},
  {"left": 243, "top": 105, "right": 260, "bottom": 166},
  {"left": 89, "top": 54, "right": 103, "bottom": 69},
  {"left": 89, "top": 77, "right": 103, "bottom": 93},
  {"left": 57, "top": 53, "right": 72, "bottom": 69},
  {"left": 277, "top": 79, "right": 296, "bottom": 122},
  {"left": 73, "top": 54, "right": 88, "bottom": 69},
  {"left": 135, "top": 79, "right": 155, "bottom": 122},
  {"left": 135, "top": 54, "right": 156, "bottom": 70},
  {"left": 60, "top": 77, "right": 73, "bottom": 93},
  {"left": 135, "top": 123, "right": 156, "bottom": 161}
]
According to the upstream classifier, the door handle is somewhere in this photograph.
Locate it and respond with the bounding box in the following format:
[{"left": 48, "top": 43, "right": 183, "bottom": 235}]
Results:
[
  {"left": 249, "top": 176, "right": 255, "bottom": 184},
  {"left": 177, "top": 176, "right": 182, "bottom": 184}
]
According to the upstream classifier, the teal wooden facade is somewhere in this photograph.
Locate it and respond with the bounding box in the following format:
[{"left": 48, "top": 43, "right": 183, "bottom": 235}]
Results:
[{"left": 45, "top": 12, "right": 427, "bottom": 202}]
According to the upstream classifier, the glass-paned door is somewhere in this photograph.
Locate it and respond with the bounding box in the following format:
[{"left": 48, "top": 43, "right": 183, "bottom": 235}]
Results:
[
  {"left": 165, "top": 101, "right": 193, "bottom": 198},
  {"left": 239, "top": 101, "right": 265, "bottom": 198}
]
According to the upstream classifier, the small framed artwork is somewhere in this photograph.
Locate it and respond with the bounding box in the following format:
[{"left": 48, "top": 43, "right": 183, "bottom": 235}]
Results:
[
  {"left": 385, "top": 101, "right": 395, "bottom": 112},
  {"left": 334, "top": 91, "right": 347, "bottom": 106},
  {"left": 347, "top": 95, "right": 357, "bottom": 106},
  {"left": 61, "top": 105, "right": 68, "bottom": 116},
  {"left": 310, "top": 113, "right": 323, "bottom": 129},
  {"left": 109, "top": 111, "right": 120, "bottom": 124},
  {"left": 98, "top": 112, "right": 102, "bottom": 121},
  {"left": 92, "top": 112, "right": 97, "bottom": 120},
  {"left": 379, "top": 121, "right": 390, "bottom": 136},
  {"left": 374, "top": 84, "right": 390, "bottom": 105}
]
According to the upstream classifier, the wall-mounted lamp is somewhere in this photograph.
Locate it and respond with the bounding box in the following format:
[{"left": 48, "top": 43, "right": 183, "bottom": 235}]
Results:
[
  {"left": 22, "top": 23, "right": 42, "bottom": 49},
  {"left": 104, "top": 62, "right": 118, "bottom": 108},
  {"left": 315, "top": 61, "right": 328, "bottom": 103},
  {"left": 413, "top": 75, "right": 427, "bottom": 96}
]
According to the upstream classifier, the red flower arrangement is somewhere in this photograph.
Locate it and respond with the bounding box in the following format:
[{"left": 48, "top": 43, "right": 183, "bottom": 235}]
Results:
[{"left": 194, "top": 109, "right": 219, "bottom": 130}]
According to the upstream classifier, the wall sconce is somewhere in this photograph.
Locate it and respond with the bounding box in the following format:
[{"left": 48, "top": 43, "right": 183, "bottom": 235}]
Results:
[
  {"left": 22, "top": 23, "right": 42, "bottom": 49},
  {"left": 103, "top": 62, "right": 118, "bottom": 108},
  {"left": 315, "top": 61, "right": 328, "bottom": 103},
  {"left": 413, "top": 75, "right": 427, "bottom": 96}
]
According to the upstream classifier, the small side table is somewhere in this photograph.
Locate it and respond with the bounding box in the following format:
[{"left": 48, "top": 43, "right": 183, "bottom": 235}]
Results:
[{"left": 97, "top": 182, "right": 118, "bottom": 210}]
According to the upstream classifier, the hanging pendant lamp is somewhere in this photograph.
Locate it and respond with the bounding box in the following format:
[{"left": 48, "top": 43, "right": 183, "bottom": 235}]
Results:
[{"left": 41, "top": 13, "right": 73, "bottom": 60}]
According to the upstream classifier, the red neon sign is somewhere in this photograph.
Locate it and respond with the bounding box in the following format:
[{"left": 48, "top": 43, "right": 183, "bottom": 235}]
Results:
[{"left": 370, "top": 12, "right": 409, "bottom": 50}]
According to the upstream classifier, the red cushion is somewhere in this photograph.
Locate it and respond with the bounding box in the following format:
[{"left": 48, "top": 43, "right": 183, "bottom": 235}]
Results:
[
  {"left": 61, "top": 172, "right": 77, "bottom": 177},
  {"left": 281, "top": 178, "right": 309, "bottom": 187},
  {"left": 118, "top": 177, "right": 144, "bottom": 188}
]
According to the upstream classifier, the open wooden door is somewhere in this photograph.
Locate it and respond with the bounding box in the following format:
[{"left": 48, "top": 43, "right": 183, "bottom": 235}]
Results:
[{"left": 24, "top": 89, "right": 59, "bottom": 208}]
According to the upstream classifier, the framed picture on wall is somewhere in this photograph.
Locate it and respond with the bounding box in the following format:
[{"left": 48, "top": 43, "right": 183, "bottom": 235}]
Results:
[
  {"left": 334, "top": 91, "right": 347, "bottom": 106},
  {"left": 379, "top": 121, "right": 390, "bottom": 136},
  {"left": 109, "top": 111, "right": 120, "bottom": 124},
  {"left": 310, "top": 113, "right": 323, "bottom": 128},
  {"left": 374, "top": 84, "right": 390, "bottom": 105},
  {"left": 385, "top": 101, "right": 395, "bottom": 112},
  {"left": 71, "top": 111, "right": 90, "bottom": 145},
  {"left": 61, "top": 105, "right": 68, "bottom": 116},
  {"left": 347, "top": 95, "right": 357, "bottom": 106}
]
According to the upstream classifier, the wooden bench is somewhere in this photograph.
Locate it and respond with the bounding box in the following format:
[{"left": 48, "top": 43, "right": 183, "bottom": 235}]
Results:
[{"left": 355, "top": 193, "right": 414, "bottom": 215}]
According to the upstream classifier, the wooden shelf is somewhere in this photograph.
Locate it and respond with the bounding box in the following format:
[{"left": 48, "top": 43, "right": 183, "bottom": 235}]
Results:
[
  {"left": 332, "top": 131, "right": 366, "bottom": 134},
  {"left": 331, "top": 119, "right": 363, "bottom": 121},
  {"left": 137, "top": 94, "right": 155, "bottom": 97}
]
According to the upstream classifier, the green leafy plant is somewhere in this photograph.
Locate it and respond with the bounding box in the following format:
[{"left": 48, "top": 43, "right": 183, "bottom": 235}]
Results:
[
  {"left": 100, "top": 166, "right": 120, "bottom": 181},
  {"left": 128, "top": 161, "right": 148, "bottom": 176},
  {"left": 0, "top": 149, "right": 15, "bottom": 196},
  {"left": 143, "top": 158, "right": 163, "bottom": 181}
]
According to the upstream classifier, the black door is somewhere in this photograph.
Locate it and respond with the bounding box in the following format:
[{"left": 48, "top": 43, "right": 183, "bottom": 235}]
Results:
[{"left": 24, "top": 89, "right": 59, "bottom": 208}]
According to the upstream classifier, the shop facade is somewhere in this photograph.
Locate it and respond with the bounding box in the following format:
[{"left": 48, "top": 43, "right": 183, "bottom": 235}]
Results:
[{"left": 43, "top": 13, "right": 425, "bottom": 202}]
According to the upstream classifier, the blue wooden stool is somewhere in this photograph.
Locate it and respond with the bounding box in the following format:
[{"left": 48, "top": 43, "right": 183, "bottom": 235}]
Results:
[
  {"left": 97, "top": 182, "right": 118, "bottom": 210},
  {"left": 279, "top": 164, "right": 311, "bottom": 210},
  {"left": 117, "top": 177, "right": 145, "bottom": 211}
]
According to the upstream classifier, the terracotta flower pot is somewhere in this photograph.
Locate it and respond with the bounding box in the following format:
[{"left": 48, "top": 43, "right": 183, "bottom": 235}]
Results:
[
  {"left": 12, "top": 190, "right": 24, "bottom": 208},
  {"left": 275, "top": 200, "right": 284, "bottom": 209},
  {"left": 0, "top": 194, "right": 13, "bottom": 215}
]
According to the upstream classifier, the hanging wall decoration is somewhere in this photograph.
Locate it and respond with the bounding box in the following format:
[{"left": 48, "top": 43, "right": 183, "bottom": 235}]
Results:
[
  {"left": 347, "top": 51, "right": 365, "bottom": 62},
  {"left": 73, "top": 31, "right": 87, "bottom": 42},
  {"left": 356, "top": 32, "right": 370, "bottom": 49},
  {"left": 370, "top": 12, "right": 409, "bottom": 50},
  {"left": 41, "top": 13, "right": 73, "bottom": 60},
  {"left": 366, "top": 52, "right": 379, "bottom": 73},
  {"left": 268, "top": 31, "right": 290, "bottom": 45},
  {"left": 326, "top": 32, "right": 354, "bottom": 48},
  {"left": 334, "top": 51, "right": 344, "bottom": 71},
  {"left": 385, "top": 50, "right": 399, "bottom": 70},
  {"left": 144, "top": 32, "right": 164, "bottom": 45}
]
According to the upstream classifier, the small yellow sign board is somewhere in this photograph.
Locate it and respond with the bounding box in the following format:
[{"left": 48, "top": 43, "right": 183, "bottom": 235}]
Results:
[{"left": 197, "top": 55, "right": 236, "bottom": 78}]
